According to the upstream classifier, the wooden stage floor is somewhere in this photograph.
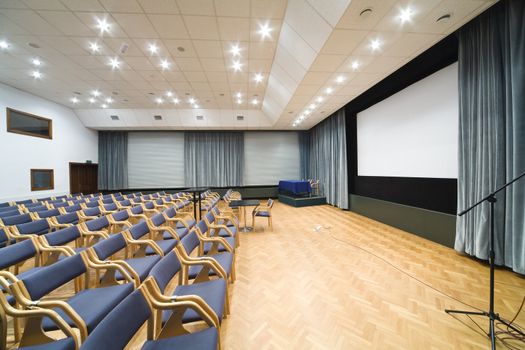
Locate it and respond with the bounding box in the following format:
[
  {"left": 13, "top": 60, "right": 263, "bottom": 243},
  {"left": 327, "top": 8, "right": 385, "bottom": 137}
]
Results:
[{"left": 7, "top": 202, "right": 525, "bottom": 349}]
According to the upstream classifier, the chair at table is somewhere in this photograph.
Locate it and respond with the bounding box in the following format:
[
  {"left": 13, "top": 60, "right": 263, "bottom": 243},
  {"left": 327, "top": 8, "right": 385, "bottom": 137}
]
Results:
[
  {"left": 310, "top": 179, "right": 320, "bottom": 196},
  {"left": 252, "top": 199, "right": 274, "bottom": 231}
]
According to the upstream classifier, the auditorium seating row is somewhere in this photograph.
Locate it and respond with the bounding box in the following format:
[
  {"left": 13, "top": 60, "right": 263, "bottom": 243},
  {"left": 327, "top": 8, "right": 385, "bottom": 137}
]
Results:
[{"left": 1, "top": 189, "right": 239, "bottom": 350}]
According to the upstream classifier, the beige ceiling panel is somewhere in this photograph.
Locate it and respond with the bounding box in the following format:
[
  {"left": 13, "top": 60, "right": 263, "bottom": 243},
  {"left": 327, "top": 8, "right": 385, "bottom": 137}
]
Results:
[
  {"left": 322, "top": 29, "right": 368, "bottom": 55},
  {"left": 217, "top": 17, "right": 250, "bottom": 41},
  {"left": 23, "top": 0, "right": 66, "bottom": 10},
  {"left": 171, "top": 81, "right": 193, "bottom": 91},
  {"left": 113, "top": 13, "right": 158, "bottom": 38},
  {"left": 183, "top": 16, "right": 220, "bottom": 40},
  {"left": 38, "top": 36, "right": 86, "bottom": 55},
  {"left": 200, "top": 58, "right": 226, "bottom": 72},
  {"left": 0, "top": 13, "right": 30, "bottom": 35},
  {"left": 248, "top": 59, "right": 272, "bottom": 73},
  {"left": 248, "top": 42, "right": 277, "bottom": 60},
  {"left": 37, "top": 11, "right": 93, "bottom": 36},
  {"left": 251, "top": 0, "right": 288, "bottom": 19},
  {"left": 99, "top": 0, "right": 143, "bottom": 13},
  {"left": 228, "top": 72, "right": 248, "bottom": 84},
  {"left": 184, "top": 71, "right": 208, "bottom": 82},
  {"left": 336, "top": 0, "right": 397, "bottom": 30},
  {"left": 294, "top": 84, "right": 322, "bottom": 95},
  {"left": 164, "top": 39, "right": 197, "bottom": 57},
  {"left": 0, "top": 9, "right": 62, "bottom": 35},
  {"left": 309, "top": 54, "right": 347, "bottom": 72},
  {"left": 382, "top": 33, "right": 441, "bottom": 57},
  {"left": 60, "top": 0, "right": 106, "bottom": 12},
  {"left": 205, "top": 71, "right": 228, "bottom": 82},
  {"left": 137, "top": 0, "right": 180, "bottom": 14},
  {"left": 351, "top": 30, "right": 403, "bottom": 56},
  {"left": 301, "top": 71, "right": 331, "bottom": 85},
  {"left": 175, "top": 57, "right": 203, "bottom": 71},
  {"left": 214, "top": 0, "right": 249, "bottom": 17},
  {"left": 363, "top": 55, "right": 404, "bottom": 74},
  {"left": 193, "top": 40, "right": 223, "bottom": 58},
  {"left": 176, "top": 0, "right": 215, "bottom": 16},
  {"left": 69, "top": 55, "right": 108, "bottom": 70},
  {"left": 102, "top": 38, "right": 143, "bottom": 57},
  {"left": 148, "top": 14, "right": 189, "bottom": 39},
  {"left": 161, "top": 70, "right": 189, "bottom": 81},
  {"left": 123, "top": 56, "right": 156, "bottom": 70}
]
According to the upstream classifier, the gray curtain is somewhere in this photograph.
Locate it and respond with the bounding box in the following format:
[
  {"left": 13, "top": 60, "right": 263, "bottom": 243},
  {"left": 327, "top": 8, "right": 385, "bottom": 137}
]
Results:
[
  {"left": 184, "top": 132, "right": 244, "bottom": 187},
  {"left": 455, "top": 0, "right": 525, "bottom": 274},
  {"left": 303, "top": 109, "right": 348, "bottom": 209},
  {"left": 299, "top": 131, "right": 310, "bottom": 180},
  {"left": 98, "top": 131, "right": 128, "bottom": 190}
]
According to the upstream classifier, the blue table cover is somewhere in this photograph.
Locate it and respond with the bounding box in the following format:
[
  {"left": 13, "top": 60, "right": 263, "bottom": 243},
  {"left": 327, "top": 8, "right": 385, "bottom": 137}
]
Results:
[{"left": 278, "top": 180, "right": 311, "bottom": 194}]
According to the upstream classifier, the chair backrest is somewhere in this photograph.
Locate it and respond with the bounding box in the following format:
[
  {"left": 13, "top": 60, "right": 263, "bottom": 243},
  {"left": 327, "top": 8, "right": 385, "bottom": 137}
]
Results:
[
  {"left": 143, "top": 201, "right": 155, "bottom": 210},
  {"left": 267, "top": 198, "right": 274, "bottom": 208},
  {"left": 0, "top": 239, "right": 38, "bottom": 270},
  {"left": 196, "top": 219, "right": 209, "bottom": 235},
  {"left": 34, "top": 208, "right": 61, "bottom": 219},
  {"left": 92, "top": 233, "right": 126, "bottom": 260},
  {"left": 84, "top": 201, "right": 100, "bottom": 208},
  {"left": 0, "top": 228, "right": 10, "bottom": 246},
  {"left": 204, "top": 211, "right": 215, "bottom": 225},
  {"left": 131, "top": 198, "right": 143, "bottom": 204},
  {"left": 16, "top": 199, "right": 36, "bottom": 205},
  {"left": 83, "top": 207, "right": 101, "bottom": 217},
  {"left": 0, "top": 208, "right": 21, "bottom": 219},
  {"left": 128, "top": 221, "right": 149, "bottom": 240},
  {"left": 103, "top": 203, "right": 118, "bottom": 211},
  {"left": 84, "top": 216, "right": 110, "bottom": 232},
  {"left": 26, "top": 205, "right": 49, "bottom": 213},
  {"left": 2, "top": 213, "right": 33, "bottom": 226},
  {"left": 56, "top": 212, "right": 79, "bottom": 224},
  {"left": 164, "top": 207, "right": 176, "bottom": 219},
  {"left": 46, "top": 199, "right": 65, "bottom": 205},
  {"left": 63, "top": 204, "right": 83, "bottom": 213},
  {"left": 44, "top": 226, "right": 82, "bottom": 246},
  {"left": 69, "top": 199, "right": 86, "bottom": 205},
  {"left": 0, "top": 202, "right": 10, "bottom": 208},
  {"left": 148, "top": 251, "right": 182, "bottom": 293},
  {"left": 100, "top": 198, "right": 114, "bottom": 205},
  {"left": 149, "top": 213, "right": 166, "bottom": 227},
  {"left": 20, "top": 254, "right": 86, "bottom": 300},
  {"left": 16, "top": 219, "right": 50, "bottom": 235},
  {"left": 111, "top": 210, "right": 129, "bottom": 222},
  {"left": 129, "top": 205, "right": 144, "bottom": 215},
  {"left": 51, "top": 201, "right": 70, "bottom": 209},
  {"left": 118, "top": 199, "right": 131, "bottom": 207},
  {"left": 113, "top": 195, "right": 125, "bottom": 201},
  {"left": 180, "top": 230, "right": 200, "bottom": 256},
  {"left": 80, "top": 289, "right": 150, "bottom": 350}
]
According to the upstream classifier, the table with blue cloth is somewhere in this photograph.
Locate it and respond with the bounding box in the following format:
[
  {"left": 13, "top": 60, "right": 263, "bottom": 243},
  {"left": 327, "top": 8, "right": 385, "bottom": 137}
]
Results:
[{"left": 278, "top": 180, "right": 311, "bottom": 196}]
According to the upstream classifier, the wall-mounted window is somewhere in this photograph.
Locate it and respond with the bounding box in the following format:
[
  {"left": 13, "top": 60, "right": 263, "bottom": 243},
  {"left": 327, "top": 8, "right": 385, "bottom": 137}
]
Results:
[
  {"left": 6, "top": 107, "right": 53, "bottom": 139},
  {"left": 31, "top": 169, "right": 54, "bottom": 191}
]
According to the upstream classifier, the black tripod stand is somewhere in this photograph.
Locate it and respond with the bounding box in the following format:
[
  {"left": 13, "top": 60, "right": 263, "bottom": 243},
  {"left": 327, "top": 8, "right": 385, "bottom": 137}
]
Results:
[{"left": 445, "top": 171, "right": 525, "bottom": 349}]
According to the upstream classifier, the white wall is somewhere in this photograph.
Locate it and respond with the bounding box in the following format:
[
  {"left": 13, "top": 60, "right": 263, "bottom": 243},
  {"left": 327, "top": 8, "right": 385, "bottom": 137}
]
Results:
[
  {"left": 0, "top": 83, "right": 98, "bottom": 202},
  {"left": 357, "top": 63, "right": 458, "bottom": 178},
  {"left": 244, "top": 132, "right": 300, "bottom": 185}
]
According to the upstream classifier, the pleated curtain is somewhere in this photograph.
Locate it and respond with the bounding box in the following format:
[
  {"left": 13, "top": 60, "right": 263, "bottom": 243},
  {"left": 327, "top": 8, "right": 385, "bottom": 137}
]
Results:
[{"left": 98, "top": 131, "right": 128, "bottom": 190}]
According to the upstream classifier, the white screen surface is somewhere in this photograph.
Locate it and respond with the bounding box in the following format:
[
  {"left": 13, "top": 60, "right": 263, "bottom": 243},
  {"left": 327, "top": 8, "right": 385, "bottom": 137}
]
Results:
[
  {"left": 357, "top": 63, "right": 458, "bottom": 178},
  {"left": 128, "top": 132, "right": 185, "bottom": 188},
  {"left": 244, "top": 132, "right": 300, "bottom": 185}
]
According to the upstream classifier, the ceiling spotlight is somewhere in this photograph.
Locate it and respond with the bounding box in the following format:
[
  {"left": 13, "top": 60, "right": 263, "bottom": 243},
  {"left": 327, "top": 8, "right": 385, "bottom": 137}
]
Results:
[
  {"left": 31, "top": 58, "right": 41, "bottom": 66},
  {"left": 236, "top": 92, "right": 242, "bottom": 98},
  {"left": 258, "top": 23, "right": 272, "bottom": 39},
  {"left": 351, "top": 60, "right": 360, "bottom": 70},
  {"left": 304, "top": 109, "right": 311, "bottom": 115},
  {"left": 232, "top": 60, "right": 242, "bottom": 72},
  {"left": 148, "top": 43, "right": 159, "bottom": 55},
  {"left": 156, "top": 97, "right": 163, "bottom": 104},
  {"left": 0, "top": 40, "right": 9, "bottom": 49},
  {"left": 31, "top": 70, "right": 42, "bottom": 79},
  {"left": 188, "top": 97, "right": 196, "bottom": 104},
  {"left": 370, "top": 38, "right": 381, "bottom": 51},
  {"left": 336, "top": 75, "right": 345, "bottom": 84},
  {"left": 253, "top": 73, "right": 264, "bottom": 83},
  {"left": 236, "top": 99, "right": 242, "bottom": 105},
  {"left": 251, "top": 98, "right": 259, "bottom": 105},
  {"left": 230, "top": 44, "right": 241, "bottom": 56},
  {"left": 89, "top": 42, "right": 100, "bottom": 53},
  {"left": 101, "top": 103, "right": 108, "bottom": 108},
  {"left": 325, "top": 87, "right": 333, "bottom": 94},
  {"left": 299, "top": 115, "right": 305, "bottom": 121},
  {"left": 89, "top": 97, "right": 96, "bottom": 103},
  {"left": 92, "top": 90, "right": 100, "bottom": 97},
  {"left": 105, "top": 97, "right": 113, "bottom": 103},
  {"left": 399, "top": 7, "right": 414, "bottom": 23},
  {"left": 172, "top": 98, "right": 180, "bottom": 104},
  {"left": 109, "top": 57, "right": 120, "bottom": 69},
  {"left": 160, "top": 59, "right": 170, "bottom": 70},
  {"left": 193, "top": 104, "right": 199, "bottom": 109},
  {"left": 316, "top": 96, "right": 324, "bottom": 103},
  {"left": 309, "top": 103, "right": 317, "bottom": 109},
  {"left": 166, "top": 91, "right": 173, "bottom": 97},
  {"left": 96, "top": 18, "right": 110, "bottom": 34},
  {"left": 71, "top": 97, "right": 79, "bottom": 104}
]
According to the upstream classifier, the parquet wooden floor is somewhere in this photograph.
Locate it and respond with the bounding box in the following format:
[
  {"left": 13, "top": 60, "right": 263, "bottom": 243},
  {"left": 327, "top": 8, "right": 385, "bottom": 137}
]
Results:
[{"left": 6, "top": 202, "right": 525, "bottom": 349}]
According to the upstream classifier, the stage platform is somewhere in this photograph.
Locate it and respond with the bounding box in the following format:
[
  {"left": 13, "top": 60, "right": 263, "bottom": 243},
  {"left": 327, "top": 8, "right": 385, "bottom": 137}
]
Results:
[{"left": 278, "top": 194, "right": 326, "bottom": 207}]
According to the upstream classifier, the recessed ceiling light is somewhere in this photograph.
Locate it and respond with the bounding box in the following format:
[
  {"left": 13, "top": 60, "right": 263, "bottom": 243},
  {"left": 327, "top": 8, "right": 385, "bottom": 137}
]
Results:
[
  {"left": 309, "top": 103, "right": 317, "bottom": 109},
  {"left": 325, "top": 87, "right": 333, "bottom": 94},
  {"left": 89, "top": 97, "right": 96, "bottom": 103},
  {"left": 436, "top": 13, "right": 452, "bottom": 23},
  {"left": 236, "top": 98, "right": 242, "bottom": 104},
  {"left": 156, "top": 97, "right": 163, "bottom": 104},
  {"left": 71, "top": 97, "right": 79, "bottom": 104},
  {"left": 251, "top": 98, "right": 259, "bottom": 105},
  {"left": 253, "top": 73, "right": 264, "bottom": 83},
  {"left": 92, "top": 90, "right": 100, "bottom": 97},
  {"left": 316, "top": 96, "right": 324, "bottom": 103},
  {"left": 360, "top": 8, "right": 373, "bottom": 18},
  {"left": 236, "top": 92, "right": 242, "bottom": 98},
  {"left": 31, "top": 58, "right": 41, "bottom": 66},
  {"left": 230, "top": 44, "right": 241, "bottom": 56},
  {"left": 399, "top": 7, "right": 414, "bottom": 23},
  {"left": 31, "top": 70, "right": 41, "bottom": 79},
  {"left": 193, "top": 104, "right": 199, "bottom": 109},
  {"left": 101, "top": 103, "right": 108, "bottom": 108},
  {"left": 0, "top": 40, "right": 9, "bottom": 50},
  {"left": 148, "top": 43, "right": 159, "bottom": 55},
  {"left": 105, "top": 97, "right": 113, "bottom": 103},
  {"left": 96, "top": 18, "right": 110, "bottom": 34},
  {"left": 299, "top": 115, "right": 305, "bottom": 121},
  {"left": 188, "top": 97, "right": 196, "bottom": 104},
  {"left": 166, "top": 91, "right": 173, "bottom": 97},
  {"left": 89, "top": 42, "right": 100, "bottom": 53},
  {"left": 304, "top": 109, "right": 311, "bottom": 115},
  {"left": 109, "top": 57, "right": 120, "bottom": 69},
  {"left": 370, "top": 38, "right": 381, "bottom": 51},
  {"left": 172, "top": 98, "right": 180, "bottom": 104},
  {"left": 258, "top": 23, "right": 272, "bottom": 39},
  {"left": 177, "top": 46, "right": 185, "bottom": 52},
  {"left": 351, "top": 60, "right": 360, "bottom": 70},
  {"left": 160, "top": 59, "right": 170, "bottom": 70},
  {"left": 336, "top": 75, "right": 345, "bottom": 84},
  {"left": 232, "top": 60, "right": 242, "bottom": 72}
]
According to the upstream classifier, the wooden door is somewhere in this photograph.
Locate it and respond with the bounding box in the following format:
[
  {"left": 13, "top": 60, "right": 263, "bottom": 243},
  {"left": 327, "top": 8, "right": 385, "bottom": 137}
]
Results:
[{"left": 69, "top": 163, "right": 98, "bottom": 195}]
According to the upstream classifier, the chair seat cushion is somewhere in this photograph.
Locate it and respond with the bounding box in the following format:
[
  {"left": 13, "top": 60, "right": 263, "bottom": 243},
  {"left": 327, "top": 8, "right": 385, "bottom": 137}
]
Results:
[
  {"left": 161, "top": 227, "right": 189, "bottom": 240},
  {"left": 145, "top": 239, "right": 177, "bottom": 255},
  {"left": 162, "top": 279, "right": 226, "bottom": 324},
  {"left": 203, "top": 237, "right": 235, "bottom": 254},
  {"left": 42, "top": 283, "right": 133, "bottom": 332},
  {"left": 18, "top": 338, "right": 76, "bottom": 350},
  {"left": 115, "top": 255, "right": 161, "bottom": 282},
  {"left": 254, "top": 211, "right": 271, "bottom": 217},
  {"left": 188, "top": 253, "right": 233, "bottom": 279},
  {"left": 142, "top": 327, "right": 218, "bottom": 350}
]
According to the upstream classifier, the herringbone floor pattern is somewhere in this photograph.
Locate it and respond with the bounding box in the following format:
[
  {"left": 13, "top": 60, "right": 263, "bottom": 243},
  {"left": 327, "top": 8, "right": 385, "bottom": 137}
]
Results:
[{"left": 6, "top": 202, "right": 525, "bottom": 349}]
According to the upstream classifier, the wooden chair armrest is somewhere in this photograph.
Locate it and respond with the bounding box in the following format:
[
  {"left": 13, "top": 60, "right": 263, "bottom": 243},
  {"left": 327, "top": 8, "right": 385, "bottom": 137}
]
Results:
[
  {"left": 201, "top": 236, "right": 233, "bottom": 252},
  {"left": 209, "top": 224, "right": 234, "bottom": 237}
]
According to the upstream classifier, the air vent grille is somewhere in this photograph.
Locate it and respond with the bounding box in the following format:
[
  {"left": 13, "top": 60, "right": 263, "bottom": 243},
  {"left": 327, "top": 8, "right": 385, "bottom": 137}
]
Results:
[
  {"left": 110, "top": 115, "right": 119, "bottom": 120},
  {"left": 196, "top": 115, "right": 204, "bottom": 120},
  {"left": 154, "top": 115, "right": 162, "bottom": 120},
  {"left": 237, "top": 115, "right": 244, "bottom": 121}
]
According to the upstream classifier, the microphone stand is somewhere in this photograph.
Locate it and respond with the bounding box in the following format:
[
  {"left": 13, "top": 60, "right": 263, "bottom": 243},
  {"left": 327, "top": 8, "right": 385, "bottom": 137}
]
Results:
[{"left": 445, "top": 170, "right": 525, "bottom": 349}]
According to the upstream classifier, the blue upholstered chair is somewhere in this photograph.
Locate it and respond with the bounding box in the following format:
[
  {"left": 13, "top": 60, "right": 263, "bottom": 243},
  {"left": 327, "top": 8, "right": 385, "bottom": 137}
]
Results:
[
  {"left": 0, "top": 213, "right": 34, "bottom": 229},
  {"left": 77, "top": 207, "right": 102, "bottom": 223},
  {"left": 0, "top": 208, "right": 21, "bottom": 219},
  {"left": 125, "top": 221, "right": 176, "bottom": 257},
  {"left": 78, "top": 216, "right": 111, "bottom": 243},
  {"left": 162, "top": 207, "right": 196, "bottom": 231},
  {"left": 10, "top": 219, "right": 53, "bottom": 241},
  {"left": 80, "top": 287, "right": 219, "bottom": 350},
  {"left": 59, "top": 204, "right": 83, "bottom": 215},
  {"left": 0, "top": 228, "right": 15, "bottom": 248},
  {"left": 141, "top": 201, "right": 159, "bottom": 217},
  {"left": 24, "top": 205, "right": 50, "bottom": 213},
  {"left": 32, "top": 208, "right": 61, "bottom": 220},
  {"left": 147, "top": 213, "right": 190, "bottom": 241},
  {"left": 211, "top": 206, "right": 239, "bottom": 230},
  {"left": 203, "top": 211, "right": 238, "bottom": 248},
  {"left": 194, "top": 220, "right": 235, "bottom": 256},
  {"left": 9, "top": 253, "right": 136, "bottom": 343},
  {"left": 252, "top": 199, "right": 274, "bottom": 231},
  {"left": 39, "top": 226, "right": 87, "bottom": 260},
  {"left": 47, "top": 212, "right": 80, "bottom": 231}
]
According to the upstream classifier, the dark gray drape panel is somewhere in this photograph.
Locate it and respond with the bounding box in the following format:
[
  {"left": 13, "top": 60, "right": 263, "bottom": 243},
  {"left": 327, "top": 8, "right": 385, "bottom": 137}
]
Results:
[
  {"left": 184, "top": 132, "right": 244, "bottom": 187},
  {"left": 299, "top": 131, "right": 310, "bottom": 180},
  {"left": 304, "top": 109, "right": 348, "bottom": 209},
  {"left": 455, "top": 0, "right": 525, "bottom": 274},
  {"left": 98, "top": 131, "right": 128, "bottom": 190}
]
